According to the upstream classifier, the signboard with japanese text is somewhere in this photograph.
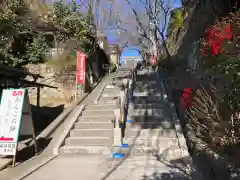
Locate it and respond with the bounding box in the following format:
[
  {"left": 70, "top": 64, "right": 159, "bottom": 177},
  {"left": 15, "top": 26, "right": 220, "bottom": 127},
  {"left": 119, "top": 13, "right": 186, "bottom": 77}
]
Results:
[
  {"left": 0, "top": 89, "right": 33, "bottom": 156},
  {"left": 76, "top": 51, "right": 86, "bottom": 85}
]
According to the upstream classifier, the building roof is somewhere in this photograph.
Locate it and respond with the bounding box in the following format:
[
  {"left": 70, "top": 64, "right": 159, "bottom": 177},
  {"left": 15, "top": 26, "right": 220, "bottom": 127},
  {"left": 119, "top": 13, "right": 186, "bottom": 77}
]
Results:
[
  {"left": 97, "top": 31, "right": 107, "bottom": 40},
  {"left": 108, "top": 44, "right": 121, "bottom": 54},
  {"left": 108, "top": 44, "right": 119, "bottom": 48},
  {"left": 0, "top": 64, "right": 56, "bottom": 88}
]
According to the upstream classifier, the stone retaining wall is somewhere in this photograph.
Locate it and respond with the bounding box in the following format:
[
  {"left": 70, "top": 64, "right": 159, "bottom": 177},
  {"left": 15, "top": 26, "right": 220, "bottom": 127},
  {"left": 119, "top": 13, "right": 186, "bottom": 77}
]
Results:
[
  {"left": 25, "top": 64, "right": 76, "bottom": 106},
  {"left": 163, "top": 1, "right": 240, "bottom": 179}
]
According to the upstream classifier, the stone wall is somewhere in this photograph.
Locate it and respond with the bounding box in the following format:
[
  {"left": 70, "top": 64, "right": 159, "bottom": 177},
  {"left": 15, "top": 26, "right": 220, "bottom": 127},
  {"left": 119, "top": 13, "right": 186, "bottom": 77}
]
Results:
[
  {"left": 25, "top": 47, "right": 110, "bottom": 107},
  {"left": 25, "top": 64, "right": 76, "bottom": 106},
  {"left": 164, "top": 1, "right": 240, "bottom": 179}
]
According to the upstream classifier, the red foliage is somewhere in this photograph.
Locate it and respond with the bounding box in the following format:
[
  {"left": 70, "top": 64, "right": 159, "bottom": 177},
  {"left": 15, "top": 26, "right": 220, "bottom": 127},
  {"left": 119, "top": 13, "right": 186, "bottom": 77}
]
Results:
[
  {"left": 200, "top": 23, "right": 232, "bottom": 56},
  {"left": 181, "top": 88, "right": 193, "bottom": 110}
]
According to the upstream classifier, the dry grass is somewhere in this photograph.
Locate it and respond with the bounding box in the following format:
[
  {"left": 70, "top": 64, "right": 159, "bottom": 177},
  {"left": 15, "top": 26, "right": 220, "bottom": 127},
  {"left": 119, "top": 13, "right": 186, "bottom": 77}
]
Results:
[{"left": 185, "top": 85, "right": 240, "bottom": 154}]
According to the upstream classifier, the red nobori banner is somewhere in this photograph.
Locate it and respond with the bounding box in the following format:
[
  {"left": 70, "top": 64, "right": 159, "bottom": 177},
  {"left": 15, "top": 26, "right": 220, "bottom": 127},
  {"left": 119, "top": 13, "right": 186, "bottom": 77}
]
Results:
[
  {"left": 76, "top": 51, "right": 86, "bottom": 85},
  {"left": 151, "top": 55, "right": 156, "bottom": 65}
]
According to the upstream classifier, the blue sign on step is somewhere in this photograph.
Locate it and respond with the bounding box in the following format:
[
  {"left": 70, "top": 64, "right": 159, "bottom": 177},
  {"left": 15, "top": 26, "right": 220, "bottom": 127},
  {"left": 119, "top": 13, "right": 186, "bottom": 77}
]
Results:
[
  {"left": 111, "top": 153, "right": 125, "bottom": 159},
  {"left": 126, "top": 119, "right": 133, "bottom": 123},
  {"left": 120, "top": 144, "right": 129, "bottom": 148}
]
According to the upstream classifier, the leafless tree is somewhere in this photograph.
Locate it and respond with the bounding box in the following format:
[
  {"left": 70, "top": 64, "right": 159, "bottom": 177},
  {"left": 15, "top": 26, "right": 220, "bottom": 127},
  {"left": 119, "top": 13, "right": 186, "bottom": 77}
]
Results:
[
  {"left": 78, "top": 0, "right": 119, "bottom": 35},
  {"left": 111, "top": 0, "right": 177, "bottom": 61}
]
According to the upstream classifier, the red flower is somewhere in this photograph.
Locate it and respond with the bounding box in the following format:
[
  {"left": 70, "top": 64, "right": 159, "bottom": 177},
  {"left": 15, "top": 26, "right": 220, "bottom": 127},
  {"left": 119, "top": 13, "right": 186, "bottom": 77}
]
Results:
[
  {"left": 200, "top": 49, "right": 207, "bottom": 56},
  {"left": 225, "top": 24, "right": 230, "bottom": 32},
  {"left": 183, "top": 88, "right": 192, "bottom": 94},
  {"left": 201, "top": 23, "right": 232, "bottom": 57},
  {"left": 181, "top": 88, "right": 193, "bottom": 110}
]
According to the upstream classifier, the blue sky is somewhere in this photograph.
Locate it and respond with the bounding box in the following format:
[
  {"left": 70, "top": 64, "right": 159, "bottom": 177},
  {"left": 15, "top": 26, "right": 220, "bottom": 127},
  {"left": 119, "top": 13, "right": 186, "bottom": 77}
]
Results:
[{"left": 109, "top": 0, "right": 182, "bottom": 59}]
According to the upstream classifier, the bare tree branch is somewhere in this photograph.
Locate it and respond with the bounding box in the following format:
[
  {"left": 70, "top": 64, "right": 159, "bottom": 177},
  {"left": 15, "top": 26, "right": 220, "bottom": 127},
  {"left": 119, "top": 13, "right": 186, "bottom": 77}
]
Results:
[{"left": 112, "top": 0, "right": 174, "bottom": 61}]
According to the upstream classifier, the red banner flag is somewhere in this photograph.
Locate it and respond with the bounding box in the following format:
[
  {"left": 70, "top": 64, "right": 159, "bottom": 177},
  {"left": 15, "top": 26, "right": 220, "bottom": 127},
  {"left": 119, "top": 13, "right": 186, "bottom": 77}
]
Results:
[
  {"left": 151, "top": 55, "right": 156, "bottom": 65},
  {"left": 76, "top": 51, "right": 86, "bottom": 85}
]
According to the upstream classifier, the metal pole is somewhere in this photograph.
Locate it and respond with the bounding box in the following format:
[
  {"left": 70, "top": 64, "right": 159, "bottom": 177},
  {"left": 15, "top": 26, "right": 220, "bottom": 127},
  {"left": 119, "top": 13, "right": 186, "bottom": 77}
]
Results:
[{"left": 148, "top": 0, "right": 151, "bottom": 56}]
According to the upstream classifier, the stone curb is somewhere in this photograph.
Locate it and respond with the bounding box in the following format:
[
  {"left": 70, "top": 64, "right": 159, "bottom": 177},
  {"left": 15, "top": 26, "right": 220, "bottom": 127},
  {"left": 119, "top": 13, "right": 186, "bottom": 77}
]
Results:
[
  {"left": 53, "top": 105, "right": 86, "bottom": 155},
  {"left": 160, "top": 73, "right": 204, "bottom": 180},
  {"left": 94, "top": 83, "right": 106, "bottom": 104},
  {"left": 159, "top": 79, "right": 190, "bottom": 158},
  {"left": 12, "top": 155, "right": 58, "bottom": 180}
]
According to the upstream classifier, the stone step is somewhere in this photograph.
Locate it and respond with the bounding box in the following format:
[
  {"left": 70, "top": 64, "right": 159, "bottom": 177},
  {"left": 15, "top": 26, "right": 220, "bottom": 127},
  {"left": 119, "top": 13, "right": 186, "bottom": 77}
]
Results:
[
  {"left": 101, "top": 93, "right": 119, "bottom": 98},
  {"left": 125, "top": 137, "right": 179, "bottom": 147},
  {"left": 134, "top": 87, "right": 157, "bottom": 91},
  {"left": 133, "top": 99, "right": 163, "bottom": 104},
  {"left": 129, "top": 113, "right": 166, "bottom": 118},
  {"left": 104, "top": 87, "right": 120, "bottom": 91},
  {"left": 101, "top": 91, "right": 120, "bottom": 96},
  {"left": 74, "top": 122, "right": 113, "bottom": 129},
  {"left": 135, "top": 81, "right": 157, "bottom": 84},
  {"left": 102, "top": 89, "right": 120, "bottom": 93},
  {"left": 65, "top": 137, "right": 113, "bottom": 146},
  {"left": 82, "top": 109, "right": 114, "bottom": 116},
  {"left": 132, "top": 92, "right": 148, "bottom": 96},
  {"left": 70, "top": 129, "right": 113, "bottom": 137},
  {"left": 130, "top": 109, "right": 166, "bottom": 115},
  {"left": 114, "top": 146, "right": 187, "bottom": 160},
  {"left": 126, "top": 121, "right": 174, "bottom": 129},
  {"left": 133, "top": 96, "right": 162, "bottom": 101},
  {"left": 131, "top": 103, "right": 168, "bottom": 109},
  {"left": 130, "top": 114, "right": 172, "bottom": 119},
  {"left": 98, "top": 96, "right": 118, "bottom": 101},
  {"left": 78, "top": 116, "right": 114, "bottom": 122},
  {"left": 134, "top": 84, "right": 157, "bottom": 88},
  {"left": 85, "top": 104, "right": 116, "bottom": 110},
  {"left": 128, "top": 115, "right": 172, "bottom": 122},
  {"left": 146, "top": 103, "right": 169, "bottom": 109},
  {"left": 98, "top": 100, "right": 117, "bottom": 104},
  {"left": 125, "top": 129, "right": 176, "bottom": 138},
  {"left": 112, "top": 81, "right": 124, "bottom": 85},
  {"left": 59, "top": 146, "right": 113, "bottom": 155},
  {"left": 105, "top": 85, "right": 117, "bottom": 89}
]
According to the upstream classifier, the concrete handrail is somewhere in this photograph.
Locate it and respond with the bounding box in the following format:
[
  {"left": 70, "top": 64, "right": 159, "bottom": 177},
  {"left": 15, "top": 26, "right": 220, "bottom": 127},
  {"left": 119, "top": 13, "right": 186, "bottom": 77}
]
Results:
[
  {"left": 113, "top": 96, "right": 122, "bottom": 146},
  {"left": 113, "top": 74, "right": 131, "bottom": 146},
  {"left": 27, "top": 74, "right": 108, "bottom": 146}
]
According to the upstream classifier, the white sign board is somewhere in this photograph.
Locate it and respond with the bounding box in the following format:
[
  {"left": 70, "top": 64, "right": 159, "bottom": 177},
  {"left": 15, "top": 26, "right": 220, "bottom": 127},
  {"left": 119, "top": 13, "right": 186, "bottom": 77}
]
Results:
[
  {"left": 0, "top": 89, "right": 25, "bottom": 155},
  {"left": 20, "top": 93, "right": 34, "bottom": 135}
]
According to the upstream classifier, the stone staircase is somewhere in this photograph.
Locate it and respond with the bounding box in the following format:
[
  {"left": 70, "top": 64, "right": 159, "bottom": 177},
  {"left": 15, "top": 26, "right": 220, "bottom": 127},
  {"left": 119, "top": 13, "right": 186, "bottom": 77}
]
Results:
[
  {"left": 118, "top": 69, "right": 185, "bottom": 161},
  {"left": 59, "top": 68, "right": 186, "bottom": 161},
  {"left": 60, "top": 77, "right": 122, "bottom": 154}
]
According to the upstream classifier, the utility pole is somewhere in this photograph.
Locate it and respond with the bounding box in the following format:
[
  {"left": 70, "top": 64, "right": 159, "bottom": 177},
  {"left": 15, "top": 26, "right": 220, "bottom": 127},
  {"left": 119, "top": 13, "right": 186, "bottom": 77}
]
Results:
[
  {"left": 148, "top": 0, "right": 156, "bottom": 63},
  {"left": 148, "top": 0, "right": 151, "bottom": 59},
  {"left": 96, "top": 0, "right": 100, "bottom": 35}
]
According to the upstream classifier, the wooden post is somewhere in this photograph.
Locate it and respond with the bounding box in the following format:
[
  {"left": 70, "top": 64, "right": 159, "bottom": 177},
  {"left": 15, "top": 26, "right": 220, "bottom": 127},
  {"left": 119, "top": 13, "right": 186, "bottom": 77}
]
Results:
[
  {"left": 36, "top": 86, "right": 40, "bottom": 107},
  {"left": 27, "top": 91, "right": 38, "bottom": 155},
  {"left": 12, "top": 146, "right": 18, "bottom": 168}
]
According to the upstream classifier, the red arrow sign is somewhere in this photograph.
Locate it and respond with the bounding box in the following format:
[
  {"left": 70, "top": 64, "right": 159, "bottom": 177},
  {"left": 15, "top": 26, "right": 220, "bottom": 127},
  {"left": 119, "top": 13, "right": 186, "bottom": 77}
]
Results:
[{"left": 0, "top": 136, "right": 13, "bottom": 141}]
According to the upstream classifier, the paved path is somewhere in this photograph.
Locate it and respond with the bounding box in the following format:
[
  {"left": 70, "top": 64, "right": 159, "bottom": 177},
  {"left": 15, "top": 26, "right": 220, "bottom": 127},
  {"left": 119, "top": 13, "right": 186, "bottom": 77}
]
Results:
[
  {"left": 0, "top": 73, "right": 115, "bottom": 180},
  {"left": 1, "top": 69, "right": 202, "bottom": 180},
  {"left": 23, "top": 155, "right": 191, "bottom": 180},
  {"left": 19, "top": 69, "right": 199, "bottom": 180}
]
